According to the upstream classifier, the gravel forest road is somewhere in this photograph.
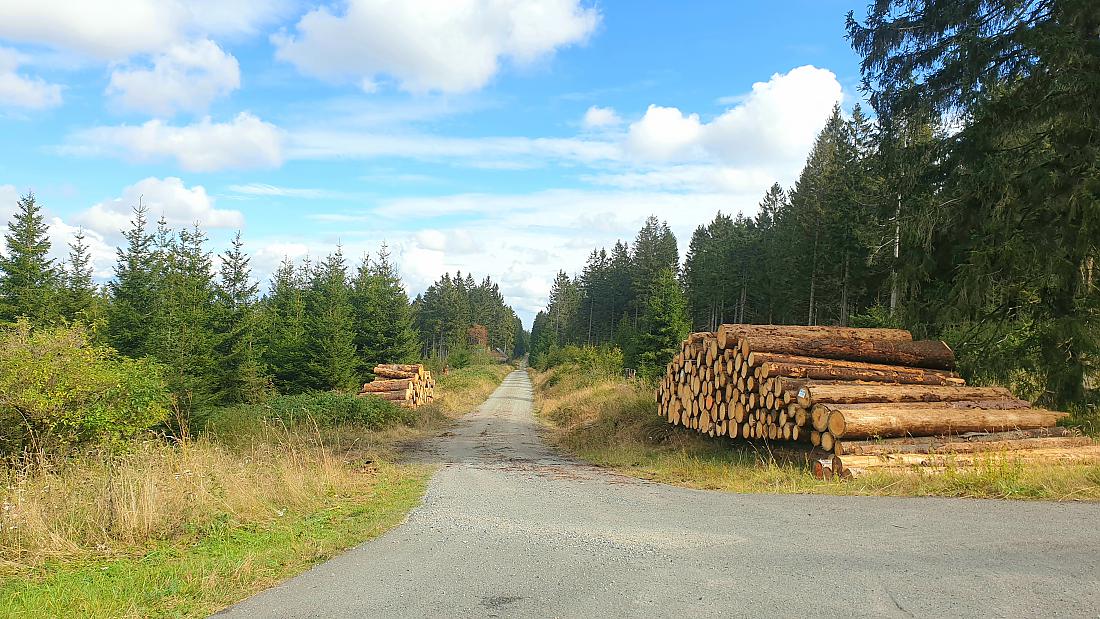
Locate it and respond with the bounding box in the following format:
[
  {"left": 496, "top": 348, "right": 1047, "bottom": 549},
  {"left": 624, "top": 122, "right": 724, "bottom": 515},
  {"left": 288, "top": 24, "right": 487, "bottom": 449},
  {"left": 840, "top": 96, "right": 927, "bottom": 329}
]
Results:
[{"left": 218, "top": 370, "right": 1100, "bottom": 618}]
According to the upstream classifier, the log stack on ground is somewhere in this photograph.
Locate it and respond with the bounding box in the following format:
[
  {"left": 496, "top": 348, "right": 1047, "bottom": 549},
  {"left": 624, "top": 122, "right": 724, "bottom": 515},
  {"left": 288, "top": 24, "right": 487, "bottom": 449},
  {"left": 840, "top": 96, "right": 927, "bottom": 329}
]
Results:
[
  {"left": 358, "top": 364, "right": 436, "bottom": 408},
  {"left": 654, "top": 324, "right": 1094, "bottom": 478}
]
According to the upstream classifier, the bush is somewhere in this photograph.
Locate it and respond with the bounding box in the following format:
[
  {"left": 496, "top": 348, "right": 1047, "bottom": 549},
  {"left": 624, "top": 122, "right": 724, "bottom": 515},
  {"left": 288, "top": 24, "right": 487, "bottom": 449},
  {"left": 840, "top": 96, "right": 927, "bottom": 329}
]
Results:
[
  {"left": 537, "top": 344, "right": 624, "bottom": 378},
  {"left": 0, "top": 321, "right": 171, "bottom": 458},
  {"left": 206, "top": 391, "right": 412, "bottom": 433}
]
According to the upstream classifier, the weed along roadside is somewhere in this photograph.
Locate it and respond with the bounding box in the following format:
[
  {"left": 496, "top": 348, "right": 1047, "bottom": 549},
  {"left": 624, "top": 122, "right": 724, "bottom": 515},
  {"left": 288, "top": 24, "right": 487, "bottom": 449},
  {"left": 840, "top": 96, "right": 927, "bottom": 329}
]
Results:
[
  {"left": 0, "top": 361, "right": 511, "bottom": 619},
  {"left": 531, "top": 344, "right": 1100, "bottom": 500}
]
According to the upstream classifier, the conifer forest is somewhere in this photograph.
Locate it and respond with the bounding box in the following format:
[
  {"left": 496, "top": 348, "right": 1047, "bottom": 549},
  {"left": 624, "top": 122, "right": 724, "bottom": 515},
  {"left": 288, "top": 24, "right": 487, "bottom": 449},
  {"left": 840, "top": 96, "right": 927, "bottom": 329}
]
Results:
[{"left": 530, "top": 1, "right": 1099, "bottom": 413}]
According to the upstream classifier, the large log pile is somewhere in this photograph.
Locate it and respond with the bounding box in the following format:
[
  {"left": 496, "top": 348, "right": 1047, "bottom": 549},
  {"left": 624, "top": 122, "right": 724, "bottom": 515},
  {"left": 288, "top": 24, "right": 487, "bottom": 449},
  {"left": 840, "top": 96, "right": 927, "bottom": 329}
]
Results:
[
  {"left": 655, "top": 325, "right": 1091, "bottom": 478},
  {"left": 358, "top": 364, "right": 435, "bottom": 408}
]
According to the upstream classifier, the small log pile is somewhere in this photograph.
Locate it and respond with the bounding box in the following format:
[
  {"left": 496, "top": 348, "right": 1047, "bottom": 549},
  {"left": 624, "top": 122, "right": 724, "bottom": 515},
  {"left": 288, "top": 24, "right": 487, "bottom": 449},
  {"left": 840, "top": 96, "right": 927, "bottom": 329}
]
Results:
[
  {"left": 358, "top": 364, "right": 435, "bottom": 408},
  {"left": 655, "top": 325, "right": 1093, "bottom": 478}
]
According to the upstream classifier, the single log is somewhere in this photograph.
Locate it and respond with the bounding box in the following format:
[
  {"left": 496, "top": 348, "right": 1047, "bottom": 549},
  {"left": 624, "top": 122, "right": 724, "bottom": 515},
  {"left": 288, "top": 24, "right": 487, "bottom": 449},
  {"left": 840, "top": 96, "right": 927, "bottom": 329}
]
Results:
[
  {"left": 360, "top": 378, "right": 415, "bottom": 392},
  {"left": 718, "top": 324, "right": 912, "bottom": 343},
  {"left": 818, "top": 399, "right": 1033, "bottom": 412},
  {"left": 755, "top": 360, "right": 964, "bottom": 386},
  {"left": 740, "top": 336, "right": 954, "bottom": 370},
  {"left": 373, "top": 367, "right": 418, "bottom": 379},
  {"left": 819, "top": 403, "right": 1066, "bottom": 439},
  {"left": 360, "top": 390, "right": 411, "bottom": 401},
  {"left": 374, "top": 363, "right": 423, "bottom": 374},
  {"left": 748, "top": 351, "right": 960, "bottom": 376},
  {"left": 836, "top": 434, "right": 1090, "bottom": 456},
  {"left": 797, "top": 384, "right": 1014, "bottom": 408},
  {"left": 835, "top": 445, "right": 1100, "bottom": 474}
]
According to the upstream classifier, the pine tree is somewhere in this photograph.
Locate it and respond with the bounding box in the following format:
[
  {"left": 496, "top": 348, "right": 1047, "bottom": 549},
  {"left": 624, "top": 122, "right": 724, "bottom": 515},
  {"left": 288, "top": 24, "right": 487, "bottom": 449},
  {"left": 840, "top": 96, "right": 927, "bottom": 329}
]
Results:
[
  {"left": 262, "top": 257, "right": 311, "bottom": 393},
  {"left": 848, "top": 0, "right": 1100, "bottom": 405},
  {"left": 636, "top": 268, "right": 690, "bottom": 380},
  {"left": 352, "top": 245, "right": 420, "bottom": 377},
  {"left": 149, "top": 224, "right": 219, "bottom": 417},
  {"left": 60, "top": 229, "right": 102, "bottom": 326},
  {"left": 0, "top": 192, "right": 59, "bottom": 324},
  {"left": 304, "top": 248, "right": 358, "bottom": 390},
  {"left": 630, "top": 216, "right": 679, "bottom": 322},
  {"left": 108, "top": 204, "right": 157, "bottom": 357},
  {"left": 213, "top": 232, "right": 269, "bottom": 403}
]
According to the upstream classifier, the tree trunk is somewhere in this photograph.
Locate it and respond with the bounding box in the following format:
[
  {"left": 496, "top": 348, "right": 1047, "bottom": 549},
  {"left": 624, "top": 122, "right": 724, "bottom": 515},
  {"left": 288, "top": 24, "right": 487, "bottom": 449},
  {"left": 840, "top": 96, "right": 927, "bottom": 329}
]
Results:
[
  {"left": 755, "top": 359, "right": 963, "bottom": 386},
  {"left": 360, "top": 378, "right": 415, "bottom": 392},
  {"left": 834, "top": 428, "right": 1085, "bottom": 456},
  {"left": 740, "top": 336, "right": 955, "bottom": 369},
  {"left": 889, "top": 193, "right": 901, "bottom": 317},
  {"left": 836, "top": 445, "right": 1100, "bottom": 475},
  {"left": 718, "top": 324, "right": 913, "bottom": 343},
  {"left": 817, "top": 402, "right": 1065, "bottom": 439},
  {"left": 839, "top": 251, "right": 849, "bottom": 327},
  {"left": 797, "top": 383, "right": 1014, "bottom": 408},
  {"left": 807, "top": 230, "right": 818, "bottom": 325}
]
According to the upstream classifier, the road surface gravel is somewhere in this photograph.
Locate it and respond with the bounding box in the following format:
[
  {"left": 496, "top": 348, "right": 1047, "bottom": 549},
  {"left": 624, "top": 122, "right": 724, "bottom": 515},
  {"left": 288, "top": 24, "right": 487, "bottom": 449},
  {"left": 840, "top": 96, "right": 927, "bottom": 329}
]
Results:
[{"left": 217, "top": 370, "right": 1100, "bottom": 618}]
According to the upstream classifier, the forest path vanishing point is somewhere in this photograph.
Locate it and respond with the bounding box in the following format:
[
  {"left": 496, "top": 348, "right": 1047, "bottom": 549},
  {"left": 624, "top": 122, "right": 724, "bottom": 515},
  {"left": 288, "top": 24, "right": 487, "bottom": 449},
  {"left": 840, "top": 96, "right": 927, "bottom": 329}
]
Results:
[{"left": 218, "top": 370, "right": 1100, "bottom": 618}]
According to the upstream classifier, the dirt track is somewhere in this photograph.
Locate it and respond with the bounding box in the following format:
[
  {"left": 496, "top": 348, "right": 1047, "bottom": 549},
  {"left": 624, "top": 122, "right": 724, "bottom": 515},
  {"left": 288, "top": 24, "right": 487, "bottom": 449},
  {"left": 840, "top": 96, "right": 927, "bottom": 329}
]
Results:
[{"left": 218, "top": 370, "right": 1100, "bottom": 618}]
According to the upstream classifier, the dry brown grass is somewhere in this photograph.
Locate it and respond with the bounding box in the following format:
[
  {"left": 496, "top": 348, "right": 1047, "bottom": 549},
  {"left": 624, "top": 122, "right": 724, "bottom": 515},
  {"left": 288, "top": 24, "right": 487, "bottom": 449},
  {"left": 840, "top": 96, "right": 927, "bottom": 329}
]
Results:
[
  {"left": 0, "top": 425, "right": 393, "bottom": 572},
  {"left": 0, "top": 363, "right": 513, "bottom": 574}
]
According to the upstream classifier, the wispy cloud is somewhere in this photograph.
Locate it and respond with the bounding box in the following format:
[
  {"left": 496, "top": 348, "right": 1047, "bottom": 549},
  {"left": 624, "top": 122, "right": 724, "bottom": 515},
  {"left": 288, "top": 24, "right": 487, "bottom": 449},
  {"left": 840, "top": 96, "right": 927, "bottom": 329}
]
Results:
[{"left": 227, "top": 183, "right": 358, "bottom": 200}]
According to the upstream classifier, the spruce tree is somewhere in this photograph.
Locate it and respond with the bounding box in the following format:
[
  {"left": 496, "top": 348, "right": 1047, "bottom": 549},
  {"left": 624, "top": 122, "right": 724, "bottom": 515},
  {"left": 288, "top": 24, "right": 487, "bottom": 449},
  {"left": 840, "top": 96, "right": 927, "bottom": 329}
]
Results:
[
  {"left": 304, "top": 248, "right": 358, "bottom": 390},
  {"left": 351, "top": 245, "right": 419, "bottom": 377},
  {"left": 108, "top": 204, "right": 157, "bottom": 357},
  {"left": 848, "top": 0, "right": 1100, "bottom": 405},
  {"left": 635, "top": 268, "right": 690, "bottom": 380},
  {"left": 262, "top": 257, "right": 311, "bottom": 393},
  {"left": 0, "top": 192, "right": 59, "bottom": 324},
  {"left": 149, "top": 224, "right": 218, "bottom": 418},
  {"left": 61, "top": 229, "right": 101, "bottom": 325},
  {"left": 213, "top": 232, "right": 269, "bottom": 403}
]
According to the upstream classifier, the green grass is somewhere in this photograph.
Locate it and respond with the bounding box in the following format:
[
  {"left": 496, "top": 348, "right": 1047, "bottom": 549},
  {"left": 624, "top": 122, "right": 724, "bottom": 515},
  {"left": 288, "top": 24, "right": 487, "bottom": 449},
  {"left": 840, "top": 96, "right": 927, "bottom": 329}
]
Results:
[
  {"left": 0, "top": 361, "right": 512, "bottom": 618},
  {"left": 532, "top": 365, "right": 1100, "bottom": 501},
  {"left": 0, "top": 464, "right": 430, "bottom": 619}
]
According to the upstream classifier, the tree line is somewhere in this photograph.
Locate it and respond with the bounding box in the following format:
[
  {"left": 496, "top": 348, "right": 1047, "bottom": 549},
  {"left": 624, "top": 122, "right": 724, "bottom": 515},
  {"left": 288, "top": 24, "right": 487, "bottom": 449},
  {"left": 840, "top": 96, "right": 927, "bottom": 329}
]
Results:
[
  {"left": 531, "top": 1, "right": 1099, "bottom": 410},
  {"left": 528, "top": 215, "right": 689, "bottom": 379},
  {"left": 0, "top": 194, "right": 519, "bottom": 427},
  {"left": 413, "top": 271, "right": 524, "bottom": 361}
]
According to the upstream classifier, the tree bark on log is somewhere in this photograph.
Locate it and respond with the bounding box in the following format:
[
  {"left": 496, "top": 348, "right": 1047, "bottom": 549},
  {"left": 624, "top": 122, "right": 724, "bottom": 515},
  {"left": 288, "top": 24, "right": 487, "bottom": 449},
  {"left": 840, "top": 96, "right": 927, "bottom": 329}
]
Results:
[
  {"left": 835, "top": 432, "right": 1088, "bottom": 456},
  {"left": 373, "top": 363, "right": 424, "bottom": 376},
  {"left": 717, "top": 324, "right": 913, "bottom": 342},
  {"left": 373, "top": 368, "right": 418, "bottom": 379},
  {"left": 819, "top": 403, "right": 1066, "bottom": 439},
  {"left": 797, "top": 384, "right": 1014, "bottom": 408},
  {"left": 755, "top": 359, "right": 964, "bottom": 386},
  {"left": 740, "top": 336, "right": 954, "bottom": 370},
  {"left": 836, "top": 445, "right": 1100, "bottom": 474},
  {"left": 360, "top": 390, "right": 411, "bottom": 401},
  {"left": 360, "top": 378, "right": 415, "bottom": 392}
]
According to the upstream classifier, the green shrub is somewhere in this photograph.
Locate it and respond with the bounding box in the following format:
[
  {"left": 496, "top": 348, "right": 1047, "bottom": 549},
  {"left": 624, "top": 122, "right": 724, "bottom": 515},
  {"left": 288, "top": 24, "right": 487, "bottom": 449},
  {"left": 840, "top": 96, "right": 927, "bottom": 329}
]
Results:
[
  {"left": 538, "top": 344, "right": 624, "bottom": 378},
  {"left": 206, "top": 391, "right": 412, "bottom": 433},
  {"left": 0, "top": 321, "right": 171, "bottom": 457}
]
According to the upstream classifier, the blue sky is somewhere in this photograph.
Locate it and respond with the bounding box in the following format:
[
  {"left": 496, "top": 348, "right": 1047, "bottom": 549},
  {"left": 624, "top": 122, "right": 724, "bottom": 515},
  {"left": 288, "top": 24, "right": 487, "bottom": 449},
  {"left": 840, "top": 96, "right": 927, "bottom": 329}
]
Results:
[{"left": 0, "top": 0, "right": 866, "bottom": 326}]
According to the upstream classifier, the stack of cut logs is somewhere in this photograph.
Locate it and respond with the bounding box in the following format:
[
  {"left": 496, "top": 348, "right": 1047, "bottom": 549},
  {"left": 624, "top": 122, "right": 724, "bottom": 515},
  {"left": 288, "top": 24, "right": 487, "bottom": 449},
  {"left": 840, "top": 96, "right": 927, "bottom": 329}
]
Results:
[
  {"left": 359, "top": 364, "right": 435, "bottom": 408},
  {"left": 656, "top": 325, "right": 1094, "bottom": 478}
]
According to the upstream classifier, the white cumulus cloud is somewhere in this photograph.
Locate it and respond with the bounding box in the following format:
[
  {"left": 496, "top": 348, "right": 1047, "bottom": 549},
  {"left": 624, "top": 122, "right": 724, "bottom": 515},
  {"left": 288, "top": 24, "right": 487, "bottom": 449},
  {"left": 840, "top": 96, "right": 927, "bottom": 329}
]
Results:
[
  {"left": 0, "top": 46, "right": 62, "bottom": 109},
  {"left": 582, "top": 105, "right": 621, "bottom": 129},
  {"left": 626, "top": 65, "right": 842, "bottom": 166},
  {"left": 65, "top": 112, "right": 284, "bottom": 172},
  {"left": 273, "top": 0, "right": 600, "bottom": 93},
  {"left": 0, "top": 0, "right": 287, "bottom": 60},
  {"left": 76, "top": 177, "right": 244, "bottom": 239},
  {"left": 107, "top": 39, "right": 240, "bottom": 116}
]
